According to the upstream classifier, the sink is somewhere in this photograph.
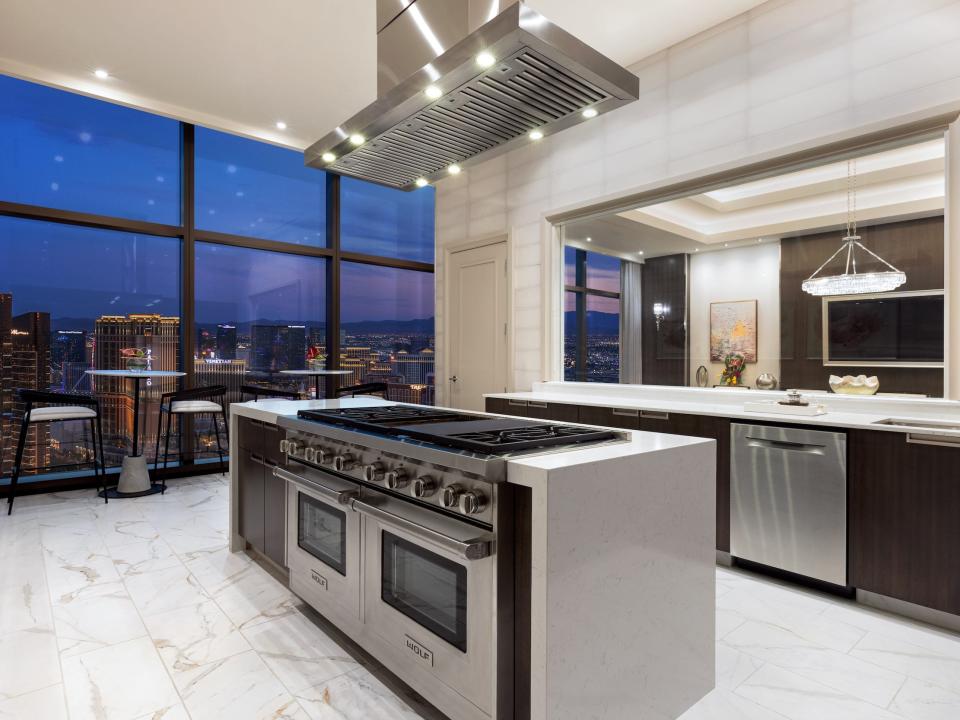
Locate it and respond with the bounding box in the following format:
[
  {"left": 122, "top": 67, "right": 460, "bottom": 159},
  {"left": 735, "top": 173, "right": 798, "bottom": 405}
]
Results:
[{"left": 873, "top": 418, "right": 960, "bottom": 432}]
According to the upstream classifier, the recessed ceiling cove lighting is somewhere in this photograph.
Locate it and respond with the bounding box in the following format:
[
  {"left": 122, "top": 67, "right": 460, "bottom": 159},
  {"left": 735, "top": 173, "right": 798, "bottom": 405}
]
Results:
[
  {"left": 529, "top": 129, "right": 544, "bottom": 141},
  {"left": 425, "top": 85, "right": 442, "bottom": 99},
  {"left": 585, "top": 237, "right": 592, "bottom": 242},
  {"left": 321, "top": 152, "right": 336, "bottom": 163},
  {"left": 415, "top": 177, "right": 429, "bottom": 187},
  {"left": 349, "top": 134, "right": 365, "bottom": 146},
  {"left": 94, "top": 69, "right": 110, "bottom": 79},
  {"left": 476, "top": 51, "right": 496, "bottom": 68},
  {"left": 581, "top": 108, "right": 598, "bottom": 119},
  {"left": 638, "top": 251, "right": 644, "bottom": 255},
  {"left": 275, "top": 121, "right": 287, "bottom": 130},
  {"left": 447, "top": 164, "right": 462, "bottom": 175}
]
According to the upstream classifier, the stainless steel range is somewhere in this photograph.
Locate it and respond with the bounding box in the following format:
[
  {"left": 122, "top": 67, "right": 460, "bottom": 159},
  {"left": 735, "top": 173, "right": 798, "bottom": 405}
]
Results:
[{"left": 273, "top": 404, "right": 624, "bottom": 720}]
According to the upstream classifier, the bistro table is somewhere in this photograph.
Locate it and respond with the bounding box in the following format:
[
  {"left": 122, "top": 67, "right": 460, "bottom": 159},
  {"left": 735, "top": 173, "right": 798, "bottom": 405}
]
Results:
[
  {"left": 85, "top": 369, "right": 186, "bottom": 497},
  {"left": 278, "top": 369, "right": 353, "bottom": 399}
]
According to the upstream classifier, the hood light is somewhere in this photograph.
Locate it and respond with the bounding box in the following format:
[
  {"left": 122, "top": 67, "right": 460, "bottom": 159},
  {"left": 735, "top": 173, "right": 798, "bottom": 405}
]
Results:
[
  {"left": 415, "top": 178, "right": 429, "bottom": 187},
  {"left": 425, "top": 85, "right": 443, "bottom": 100},
  {"left": 349, "top": 134, "right": 365, "bottom": 146},
  {"left": 476, "top": 51, "right": 496, "bottom": 68},
  {"left": 321, "top": 152, "right": 336, "bottom": 163},
  {"left": 448, "top": 164, "right": 462, "bottom": 175},
  {"left": 529, "top": 129, "right": 544, "bottom": 140},
  {"left": 581, "top": 108, "right": 598, "bottom": 119}
]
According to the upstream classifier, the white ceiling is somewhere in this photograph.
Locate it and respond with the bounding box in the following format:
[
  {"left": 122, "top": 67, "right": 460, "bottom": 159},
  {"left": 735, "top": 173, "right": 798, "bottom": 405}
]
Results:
[{"left": 0, "top": 0, "right": 767, "bottom": 150}]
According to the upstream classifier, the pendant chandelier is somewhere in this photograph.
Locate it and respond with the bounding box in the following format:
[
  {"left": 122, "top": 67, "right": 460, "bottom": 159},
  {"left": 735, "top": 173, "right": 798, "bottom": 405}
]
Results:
[{"left": 801, "top": 159, "right": 906, "bottom": 296}]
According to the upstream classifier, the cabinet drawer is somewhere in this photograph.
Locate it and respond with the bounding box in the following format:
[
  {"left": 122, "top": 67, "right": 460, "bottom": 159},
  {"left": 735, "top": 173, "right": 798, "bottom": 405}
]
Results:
[
  {"left": 578, "top": 405, "right": 640, "bottom": 430},
  {"left": 238, "top": 417, "right": 263, "bottom": 454},
  {"left": 238, "top": 450, "right": 265, "bottom": 553},
  {"left": 522, "top": 401, "right": 579, "bottom": 423},
  {"left": 261, "top": 423, "right": 286, "bottom": 465}
]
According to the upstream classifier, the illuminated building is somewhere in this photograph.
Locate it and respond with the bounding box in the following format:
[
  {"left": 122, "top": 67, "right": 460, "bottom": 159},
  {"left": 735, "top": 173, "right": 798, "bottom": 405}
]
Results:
[
  {"left": 391, "top": 348, "right": 435, "bottom": 385},
  {"left": 195, "top": 358, "right": 247, "bottom": 406},
  {"left": 0, "top": 293, "right": 11, "bottom": 475},
  {"left": 10, "top": 312, "right": 52, "bottom": 474},
  {"left": 215, "top": 324, "right": 237, "bottom": 360},
  {"left": 250, "top": 324, "right": 306, "bottom": 372}
]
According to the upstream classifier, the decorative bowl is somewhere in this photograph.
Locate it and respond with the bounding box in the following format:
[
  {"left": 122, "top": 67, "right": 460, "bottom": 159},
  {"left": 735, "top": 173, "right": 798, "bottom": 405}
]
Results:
[
  {"left": 756, "top": 373, "right": 778, "bottom": 390},
  {"left": 125, "top": 357, "right": 148, "bottom": 372},
  {"left": 829, "top": 374, "right": 879, "bottom": 395}
]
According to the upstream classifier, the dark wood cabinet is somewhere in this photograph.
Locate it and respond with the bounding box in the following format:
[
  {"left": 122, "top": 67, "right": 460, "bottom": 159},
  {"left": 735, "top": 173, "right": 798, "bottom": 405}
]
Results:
[
  {"left": 577, "top": 405, "right": 640, "bottom": 430},
  {"left": 236, "top": 417, "right": 287, "bottom": 567},
  {"left": 849, "top": 429, "right": 960, "bottom": 616},
  {"left": 637, "top": 411, "right": 731, "bottom": 551},
  {"left": 485, "top": 398, "right": 579, "bottom": 422}
]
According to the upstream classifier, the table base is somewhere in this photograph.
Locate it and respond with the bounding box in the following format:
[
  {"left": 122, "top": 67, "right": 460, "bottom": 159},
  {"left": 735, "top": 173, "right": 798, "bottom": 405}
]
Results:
[
  {"left": 99, "top": 484, "right": 165, "bottom": 499},
  {"left": 116, "top": 455, "right": 153, "bottom": 494}
]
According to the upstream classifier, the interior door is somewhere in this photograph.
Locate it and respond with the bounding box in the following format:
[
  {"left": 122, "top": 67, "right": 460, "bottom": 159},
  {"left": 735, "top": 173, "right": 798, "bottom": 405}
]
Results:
[{"left": 447, "top": 242, "right": 508, "bottom": 411}]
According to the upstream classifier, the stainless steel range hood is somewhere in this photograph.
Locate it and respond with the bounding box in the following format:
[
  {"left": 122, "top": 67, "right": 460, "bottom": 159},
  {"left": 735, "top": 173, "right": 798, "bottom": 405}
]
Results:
[{"left": 305, "top": 0, "right": 639, "bottom": 190}]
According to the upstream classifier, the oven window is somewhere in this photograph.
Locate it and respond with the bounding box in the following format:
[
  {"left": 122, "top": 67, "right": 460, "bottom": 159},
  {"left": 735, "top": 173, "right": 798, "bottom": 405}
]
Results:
[
  {"left": 298, "top": 492, "right": 347, "bottom": 576},
  {"left": 381, "top": 532, "right": 468, "bottom": 652}
]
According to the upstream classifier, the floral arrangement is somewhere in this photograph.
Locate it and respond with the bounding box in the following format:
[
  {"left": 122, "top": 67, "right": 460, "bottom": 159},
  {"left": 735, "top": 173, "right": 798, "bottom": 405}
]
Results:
[
  {"left": 307, "top": 346, "right": 325, "bottom": 370},
  {"left": 719, "top": 352, "right": 745, "bottom": 386},
  {"left": 121, "top": 347, "right": 148, "bottom": 371},
  {"left": 120, "top": 348, "right": 146, "bottom": 358}
]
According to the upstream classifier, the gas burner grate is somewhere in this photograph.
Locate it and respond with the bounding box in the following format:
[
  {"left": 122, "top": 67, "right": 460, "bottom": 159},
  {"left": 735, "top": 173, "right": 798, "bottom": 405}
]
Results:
[{"left": 450, "top": 424, "right": 610, "bottom": 450}]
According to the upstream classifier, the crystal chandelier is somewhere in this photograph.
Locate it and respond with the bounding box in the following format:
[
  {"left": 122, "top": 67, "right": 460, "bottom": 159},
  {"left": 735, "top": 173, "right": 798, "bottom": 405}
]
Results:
[{"left": 801, "top": 159, "right": 906, "bottom": 296}]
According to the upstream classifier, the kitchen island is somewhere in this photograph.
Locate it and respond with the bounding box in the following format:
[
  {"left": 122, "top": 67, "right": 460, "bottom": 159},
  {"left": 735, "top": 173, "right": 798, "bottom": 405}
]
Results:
[{"left": 228, "top": 398, "right": 716, "bottom": 720}]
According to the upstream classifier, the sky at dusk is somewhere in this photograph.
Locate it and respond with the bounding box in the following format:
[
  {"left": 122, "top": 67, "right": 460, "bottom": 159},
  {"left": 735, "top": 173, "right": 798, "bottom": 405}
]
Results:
[{"left": 0, "top": 73, "right": 435, "bottom": 328}]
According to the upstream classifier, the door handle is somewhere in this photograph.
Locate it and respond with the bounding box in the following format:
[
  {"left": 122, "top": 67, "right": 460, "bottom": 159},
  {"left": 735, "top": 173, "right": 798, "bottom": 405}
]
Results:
[
  {"left": 449, "top": 376, "right": 458, "bottom": 383},
  {"left": 273, "top": 466, "right": 359, "bottom": 505},
  {"left": 745, "top": 437, "right": 825, "bottom": 454}
]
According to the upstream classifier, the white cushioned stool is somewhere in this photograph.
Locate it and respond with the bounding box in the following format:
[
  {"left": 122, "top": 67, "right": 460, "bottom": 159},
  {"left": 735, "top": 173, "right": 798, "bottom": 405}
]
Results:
[{"left": 154, "top": 385, "right": 229, "bottom": 485}]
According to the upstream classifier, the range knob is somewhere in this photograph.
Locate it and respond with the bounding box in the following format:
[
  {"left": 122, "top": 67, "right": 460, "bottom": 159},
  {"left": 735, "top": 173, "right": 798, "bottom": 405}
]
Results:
[
  {"left": 333, "top": 453, "right": 356, "bottom": 472},
  {"left": 413, "top": 475, "right": 437, "bottom": 498},
  {"left": 439, "top": 484, "right": 462, "bottom": 509},
  {"left": 385, "top": 468, "right": 410, "bottom": 490},
  {"left": 315, "top": 447, "right": 332, "bottom": 465},
  {"left": 362, "top": 461, "right": 385, "bottom": 482},
  {"left": 303, "top": 447, "right": 317, "bottom": 463},
  {"left": 286, "top": 440, "right": 303, "bottom": 456},
  {"left": 458, "top": 491, "right": 487, "bottom": 515}
]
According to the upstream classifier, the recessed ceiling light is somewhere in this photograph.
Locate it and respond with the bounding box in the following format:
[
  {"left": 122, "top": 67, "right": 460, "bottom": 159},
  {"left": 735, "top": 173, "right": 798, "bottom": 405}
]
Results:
[
  {"left": 585, "top": 237, "right": 592, "bottom": 242},
  {"left": 476, "top": 51, "right": 496, "bottom": 68},
  {"left": 529, "top": 129, "right": 544, "bottom": 141},
  {"left": 425, "top": 85, "right": 442, "bottom": 99},
  {"left": 321, "top": 152, "right": 336, "bottom": 163},
  {"left": 724, "top": 243, "right": 729, "bottom": 247},
  {"left": 349, "top": 134, "right": 365, "bottom": 146},
  {"left": 447, "top": 164, "right": 462, "bottom": 175},
  {"left": 415, "top": 177, "right": 429, "bottom": 188},
  {"left": 638, "top": 251, "right": 644, "bottom": 255},
  {"left": 275, "top": 121, "right": 287, "bottom": 130},
  {"left": 581, "top": 108, "right": 598, "bottom": 119},
  {"left": 694, "top": 248, "right": 699, "bottom": 252},
  {"left": 93, "top": 69, "right": 110, "bottom": 80}
]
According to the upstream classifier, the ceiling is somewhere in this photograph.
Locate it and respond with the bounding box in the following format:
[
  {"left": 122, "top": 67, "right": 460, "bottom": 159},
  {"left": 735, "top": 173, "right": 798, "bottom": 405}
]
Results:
[
  {"left": 0, "top": 0, "right": 767, "bottom": 150},
  {"left": 568, "top": 139, "right": 946, "bottom": 259}
]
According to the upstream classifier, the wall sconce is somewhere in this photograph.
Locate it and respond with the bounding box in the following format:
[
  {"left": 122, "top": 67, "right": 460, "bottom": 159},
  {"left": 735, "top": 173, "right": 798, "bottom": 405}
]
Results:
[{"left": 653, "top": 302, "right": 669, "bottom": 331}]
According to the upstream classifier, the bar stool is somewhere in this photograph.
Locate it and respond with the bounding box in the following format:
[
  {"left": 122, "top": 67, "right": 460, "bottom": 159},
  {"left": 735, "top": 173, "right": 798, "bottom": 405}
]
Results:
[
  {"left": 154, "top": 385, "right": 228, "bottom": 486},
  {"left": 336, "top": 382, "right": 389, "bottom": 399},
  {"left": 240, "top": 385, "right": 301, "bottom": 402},
  {"left": 7, "top": 389, "right": 106, "bottom": 515}
]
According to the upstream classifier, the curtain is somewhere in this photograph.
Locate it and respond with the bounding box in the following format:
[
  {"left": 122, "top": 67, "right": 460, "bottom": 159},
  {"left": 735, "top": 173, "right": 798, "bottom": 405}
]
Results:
[{"left": 620, "top": 260, "right": 643, "bottom": 384}]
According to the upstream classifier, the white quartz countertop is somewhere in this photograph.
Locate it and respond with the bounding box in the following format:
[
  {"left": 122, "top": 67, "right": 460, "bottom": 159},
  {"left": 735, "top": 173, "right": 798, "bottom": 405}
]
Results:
[
  {"left": 485, "top": 386, "right": 960, "bottom": 440},
  {"left": 229, "top": 397, "right": 396, "bottom": 424}
]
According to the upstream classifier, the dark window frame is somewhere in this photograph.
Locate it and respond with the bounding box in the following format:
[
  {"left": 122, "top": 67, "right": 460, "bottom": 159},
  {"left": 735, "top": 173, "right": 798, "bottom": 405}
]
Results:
[
  {"left": 0, "top": 120, "right": 435, "bottom": 487},
  {"left": 564, "top": 248, "right": 620, "bottom": 382}
]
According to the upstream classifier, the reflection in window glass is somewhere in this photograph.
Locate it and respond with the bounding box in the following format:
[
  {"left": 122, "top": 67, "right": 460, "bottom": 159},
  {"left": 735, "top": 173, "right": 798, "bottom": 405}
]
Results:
[
  {"left": 341, "top": 177, "right": 435, "bottom": 263},
  {"left": 0, "top": 74, "right": 181, "bottom": 224},
  {"left": 194, "top": 243, "right": 326, "bottom": 402},
  {"left": 195, "top": 127, "right": 326, "bottom": 245},
  {"left": 0, "top": 217, "right": 181, "bottom": 474},
  {"left": 563, "top": 291, "right": 578, "bottom": 381},
  {"left": 586, "top": 294, "right": 620, "bottom": 383},
  {"left": 340, "top": 263, "right": 435, "bottom": 404},
  {"left": 564, "top": 248, "right": 621, "bottom": 383},
  {"left": 586, "top": 251, "right": 621, "bottom": 292}
]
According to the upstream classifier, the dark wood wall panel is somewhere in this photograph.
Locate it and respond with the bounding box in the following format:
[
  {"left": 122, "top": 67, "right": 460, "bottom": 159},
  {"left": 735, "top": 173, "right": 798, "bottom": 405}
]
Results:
[
  {"left": 780, "top": 216, "right": 944, "bottom": 396},
  {"left": 641, "top": 254, "right": 688, "bottom": 386}
]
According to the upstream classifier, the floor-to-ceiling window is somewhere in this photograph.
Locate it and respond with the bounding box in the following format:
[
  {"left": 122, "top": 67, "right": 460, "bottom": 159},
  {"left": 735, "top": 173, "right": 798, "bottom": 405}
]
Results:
[
  {"left": 0, "top": 74, "right": 435, "bottom": 487},
  {"left": 564, "top": 247, "right": 621, "bottom": 382}
]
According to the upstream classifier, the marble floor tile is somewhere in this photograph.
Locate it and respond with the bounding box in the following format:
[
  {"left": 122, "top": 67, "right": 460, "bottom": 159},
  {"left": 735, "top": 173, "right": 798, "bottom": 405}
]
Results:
[
  {"left": 242, "top": 613, "right": 361, "bottom": 693},
  {"left": 182, "top": 545, "right": 256, "bottom": 596},
  {"left": 678, "top": 687, "right": 789, "bottom": 720},
  {"left": 715, "top": 642, "right": 764, "bottom": 690},
  {"left": 889, "top": 677, "right": 960, "bottom": 720},
  {"left": 62, "top": 636, "right": 180, "bottom": 720},
  {"left": 123, "top": 564, "right": 211, "bottom": 617},
  {"left": 52, "top": 581, "right": 147, "bottom": 658},
  {"left": 210, "top": 567, "right": 298, "bottom": 630},
  {"left": 44, "top": 545, "right": 123, "bottom": 606},
  {"left": 0, "top": 628, "right": 61, "bottom": 701},
  {"left": 144, "top": 599, "right": 251, "bottom": 676},
  {"left": 295, "top": 668, "right": 425, "bottom": 720},
  {"left": 0, "top": 683, "right": 68, "bottom": 720},
  {"left": 0, "top": 575, "right": 52, "bottom": 635},
  {"left": 850, "top": 631, "right": 960, "bottom": 696},
  {"left": 133, "top": 703, "right": 190, "bottom": 720},
  {"left": 109, "top": 538, "right": 183, "bottom": 578},
  {"left": 175, "top": 649, "right": 306, "bottom": 720},
  {"left": 735, "top": 663, "right": 906, "bottom": 720},
  {"left": 153, "top": 514, "right": 227, "bottom": 556},
  {"left": 97, "top": 519, "right": 161, "bottom": 549}
]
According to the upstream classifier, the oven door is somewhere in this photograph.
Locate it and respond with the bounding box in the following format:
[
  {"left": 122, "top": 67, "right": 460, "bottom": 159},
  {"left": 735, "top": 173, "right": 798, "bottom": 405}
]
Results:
[
  {"left": 276, "top": 465, "right": 361, "bottom": 624},
  {"left": 356, "top": 493, "right": 495, "bottom": 715}
]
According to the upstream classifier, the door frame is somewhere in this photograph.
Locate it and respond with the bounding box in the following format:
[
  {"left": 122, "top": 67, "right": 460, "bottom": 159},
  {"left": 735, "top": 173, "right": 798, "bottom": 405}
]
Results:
[{"left": 439, "top": 233, "right": 511, "bottom": 408}]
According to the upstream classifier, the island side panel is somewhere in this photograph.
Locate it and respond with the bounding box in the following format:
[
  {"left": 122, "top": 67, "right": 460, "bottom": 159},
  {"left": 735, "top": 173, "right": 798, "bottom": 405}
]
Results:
[{"left": 510, "top": 439, "right": 716, "bottom": 720}]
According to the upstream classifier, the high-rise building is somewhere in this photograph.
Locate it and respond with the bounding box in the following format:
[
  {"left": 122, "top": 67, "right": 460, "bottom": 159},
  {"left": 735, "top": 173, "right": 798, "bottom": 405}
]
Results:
[
  {"left": 10, "top": 311, "right": 52, "bottom": 474},
  {"left": 391, "top": 348, "right": 435, "bottom": 385},
  {"left": 52, "top": 330, "right": 89, "bottom": 393},
  {"left": 250, "top": 324, "right": 306, "bottom": 373},
  {"left": 215, "top": 324, "right": 237, "bottom": 360},
  {"left": 387, "top": 383, "right": 435, "bottom": 405},
  {"left": 0, "top": 293, "right": 13, "bottom": 475},
  {"left": 195, "top": 358, "right": 247, "bottom": 407},
  {"left": 94, "top": 314, "right": 179, "bottom": 463}
]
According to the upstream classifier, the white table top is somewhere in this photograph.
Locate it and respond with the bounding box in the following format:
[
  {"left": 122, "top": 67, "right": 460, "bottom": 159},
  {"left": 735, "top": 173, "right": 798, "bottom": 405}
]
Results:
[
  {"left": 278, "top": 369, "right": 353, "bottom": 375},
  {"left": 86, "top": 370, "right": 187, "bottom": 378}
]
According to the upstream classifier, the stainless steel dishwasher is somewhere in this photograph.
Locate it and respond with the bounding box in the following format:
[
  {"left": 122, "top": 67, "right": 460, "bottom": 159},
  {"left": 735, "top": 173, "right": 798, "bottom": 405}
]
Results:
[{"left": 730, "top": 423, "right": 848, "bottom": 586}]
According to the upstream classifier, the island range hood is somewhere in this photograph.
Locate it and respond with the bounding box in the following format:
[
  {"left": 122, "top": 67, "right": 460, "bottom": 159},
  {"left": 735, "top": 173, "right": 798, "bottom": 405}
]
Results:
[{"left": 305, "top": 0, "right": 639, "bottom": 190}]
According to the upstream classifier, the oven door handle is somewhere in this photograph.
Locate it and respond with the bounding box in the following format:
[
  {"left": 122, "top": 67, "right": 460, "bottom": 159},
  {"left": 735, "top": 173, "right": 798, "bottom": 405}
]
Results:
[
  {"left": 273, "top": 466, "right": 358, "bottom": 506},
  {"left": 352, "top": 499, "right": 491, "bottom": 561}
]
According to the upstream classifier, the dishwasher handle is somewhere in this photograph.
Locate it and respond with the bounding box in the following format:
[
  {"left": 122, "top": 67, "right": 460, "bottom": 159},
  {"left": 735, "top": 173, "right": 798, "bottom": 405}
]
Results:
[{"left": 745, "top": 436, "right": 826, "bottom": 454}]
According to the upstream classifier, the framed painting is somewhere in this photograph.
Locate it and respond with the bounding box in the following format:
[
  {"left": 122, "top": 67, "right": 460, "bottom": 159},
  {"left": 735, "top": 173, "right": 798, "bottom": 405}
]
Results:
[{"left": 710, "top": 299, "right": 758, "bottom": 363}]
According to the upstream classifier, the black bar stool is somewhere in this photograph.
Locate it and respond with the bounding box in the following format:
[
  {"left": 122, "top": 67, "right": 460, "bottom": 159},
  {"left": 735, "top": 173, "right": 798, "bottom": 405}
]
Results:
[
  {"left": 154, "top": 385, "right": 228, "bottom": 486},
  {"left": 240, "top": 385, "right": 301, "bottom": 402},
  {"left": 335, "top": 382, "right": 389, "bottom": 399},
  {"left": 7, "top": 389, "right": 106, "bottom": 515}
]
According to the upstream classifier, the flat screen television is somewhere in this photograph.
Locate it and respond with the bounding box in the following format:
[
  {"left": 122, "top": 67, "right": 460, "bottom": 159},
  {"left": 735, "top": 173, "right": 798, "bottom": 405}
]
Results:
[{"left": 823, "top": 290, "right": 944, "bottom": 366}]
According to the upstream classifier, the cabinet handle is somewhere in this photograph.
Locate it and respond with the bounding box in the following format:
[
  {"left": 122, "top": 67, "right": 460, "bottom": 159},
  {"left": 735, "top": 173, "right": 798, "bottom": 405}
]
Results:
[
  {"left": 906, "top": 433, "right": 960, "bottom": 448},
  {"left": 507, "top": 399, "right": 528, "bottom": 407},
  {"left": 250, "top": 453, "right": 265, "bottom": 465},
  {"left": 528, "top": 401, "right": 548, "bottom": 409},
  {"left": 640, "top": 410, "right": 670, "bottom": 421},
  {"left": 612, "top": 408, "right": 639, "bottom": 417},
  {"left": 263, "top": 458, "right": 278, "bottom": 467}
]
